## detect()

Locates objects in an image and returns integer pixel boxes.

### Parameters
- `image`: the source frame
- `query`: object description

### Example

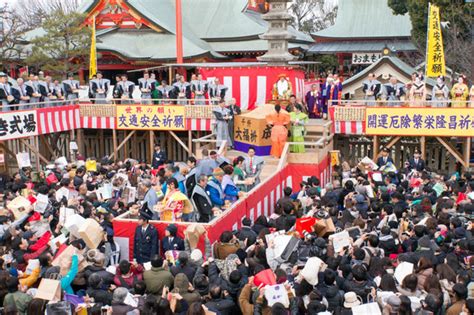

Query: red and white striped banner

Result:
[185,118,215,131]
[82,116,116,129]
[329,106,366,135]
[37,105,80,135]
[199,67,305,111]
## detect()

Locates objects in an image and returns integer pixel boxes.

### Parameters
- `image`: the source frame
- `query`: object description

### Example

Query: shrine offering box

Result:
[234,104,275,156]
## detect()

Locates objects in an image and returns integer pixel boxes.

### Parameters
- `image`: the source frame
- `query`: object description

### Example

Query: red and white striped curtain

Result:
[198,66,305,111]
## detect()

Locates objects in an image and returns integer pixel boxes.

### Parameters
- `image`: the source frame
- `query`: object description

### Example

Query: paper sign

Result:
[106,265,116,274]
[25,259,40,275]
[264,284,290,307]
[394,261,414,284]
[86,160,97,172]
[55,157,68,168]
[371,172,383,182]
[64,213,86,238]
[329,230,351,253]
[49,233,68,253]
[143,262,152,271]
[55,187,70,202]
[352,302,382,315]
[59,207,76,226]
[16,152,31,168]
[34,193,49,213]
[97,184,112,200]
[124,293,138,307]
[273,235,292,259]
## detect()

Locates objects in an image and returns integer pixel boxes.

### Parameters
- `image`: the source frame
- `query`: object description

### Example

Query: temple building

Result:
[308,0,418,75]
[78,0,313,80]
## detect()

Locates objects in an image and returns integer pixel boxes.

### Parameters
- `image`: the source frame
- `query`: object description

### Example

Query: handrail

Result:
[277,139,328,171]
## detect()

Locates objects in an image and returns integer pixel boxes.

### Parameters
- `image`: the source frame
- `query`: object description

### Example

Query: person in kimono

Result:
[160,178,193,222]
[212,100,232,148]
[362,73,381,106]
[191,175,213,223]
[450,75,469,107]
[50,79,64,104]
[243,147,264,188]
[265,104,290,158]
[112,75,122,103]
[209,78,228,105]
[26,74,42,106]
[38,76,54,107]
[305,84,321,119]
[0,72,15,112]
[272,74,292,100]
[138,72,155,105]
[156,80,173,104]
[118,74,135,105]
[227,98,241,148]
[289,104,308,153]
[90,72,110,104]
[409,74,426,107]
[326,75,343,110]
[469,85,474,107]
[431,75,450,107]
[173,75,191,105]
[383,76,405,106]
[221,165,240,203]
[12,78,30,107]
[191,74,208,105]
[62,73,81,104]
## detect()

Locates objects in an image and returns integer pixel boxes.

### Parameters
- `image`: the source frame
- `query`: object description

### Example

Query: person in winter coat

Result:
[86,273,113,306]
[113,260,144,290]
[170,251,196,283]
[253,283,298,315]
[111,287,138,315]
[343,264,376,303]
[172,273,201,312]
[416,257,434,290]
[205,285,236,315]
[447,283,468,315]
[213,231,240,260]
[206,256,247,302]
[143,255,174,296]
[235,217,258,246]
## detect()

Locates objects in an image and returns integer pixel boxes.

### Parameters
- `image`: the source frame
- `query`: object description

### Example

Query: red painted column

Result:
[175,0,184,64]
[78,68,85,84]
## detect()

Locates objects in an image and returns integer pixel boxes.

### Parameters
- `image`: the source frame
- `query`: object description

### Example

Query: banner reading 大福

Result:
[116,105,186,130]
[365,107,474,137]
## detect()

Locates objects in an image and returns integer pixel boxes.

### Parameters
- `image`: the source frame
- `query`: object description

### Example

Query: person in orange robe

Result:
[266,104,290,158]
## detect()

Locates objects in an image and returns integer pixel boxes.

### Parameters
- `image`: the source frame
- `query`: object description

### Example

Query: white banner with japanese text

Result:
[0,110,38,141]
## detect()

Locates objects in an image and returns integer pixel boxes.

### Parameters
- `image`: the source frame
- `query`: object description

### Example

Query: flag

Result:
[425,4,446,77]
[89,17,97,79]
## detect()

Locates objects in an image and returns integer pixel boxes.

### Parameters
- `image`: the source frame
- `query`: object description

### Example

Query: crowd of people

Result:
[0,139,472,315]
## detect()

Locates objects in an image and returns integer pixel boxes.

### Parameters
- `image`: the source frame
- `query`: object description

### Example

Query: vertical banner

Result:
[89,16,97,79]
[426,4,446,77]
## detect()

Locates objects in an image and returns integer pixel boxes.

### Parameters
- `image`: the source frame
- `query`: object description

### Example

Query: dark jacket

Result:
[205,296,235,315]
[133,225,158,264]
[206,262,247,301]
[152,150,167,168]
[83,265,114,286]
[236,226,257,246]
[171,263,196,283]
[408,158,426,171]
[161,236,184,253]
[343,279,376,303]
[111,302,136,315]
[86,288,113,306]
[376,156,394,168]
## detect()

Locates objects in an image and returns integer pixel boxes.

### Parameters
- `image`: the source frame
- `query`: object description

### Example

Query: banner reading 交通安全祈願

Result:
[116,105,186,130]
[0,110,38,141]
[426,4,446,77]
[365,107,474,137]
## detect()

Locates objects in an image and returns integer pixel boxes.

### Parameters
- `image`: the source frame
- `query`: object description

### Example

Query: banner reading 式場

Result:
[365,107,474,137]
[116,105,186,130]
[0,110,38,140]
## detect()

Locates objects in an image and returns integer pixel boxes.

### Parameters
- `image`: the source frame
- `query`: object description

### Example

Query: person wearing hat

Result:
[133,206,158,264]
[62,73,81,104]
[0,72,14,111]
[377,147,394,168]
[161,223,184,252]
[206,168,225,208]
[409,149,426,172]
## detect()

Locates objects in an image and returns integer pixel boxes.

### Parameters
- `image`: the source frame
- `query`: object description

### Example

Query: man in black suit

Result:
[408,149,425,172]
[377,147,394,168]
[161,224,184,253]
[133,207,158,264]
[151,144,167,169]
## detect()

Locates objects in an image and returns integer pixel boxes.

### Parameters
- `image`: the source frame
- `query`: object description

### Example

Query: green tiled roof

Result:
[79,0,313,60]
[314,0,412,39]
[308,40,417,54]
